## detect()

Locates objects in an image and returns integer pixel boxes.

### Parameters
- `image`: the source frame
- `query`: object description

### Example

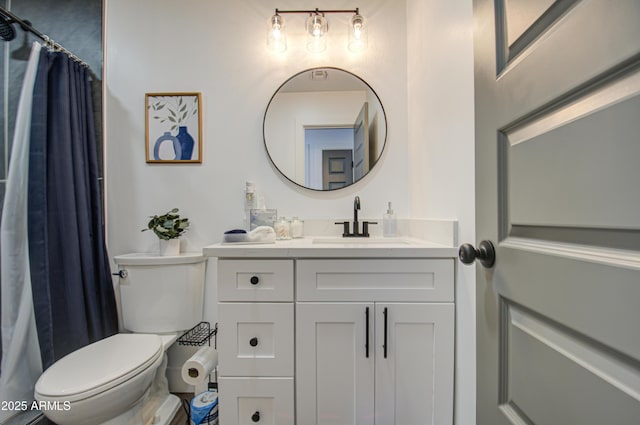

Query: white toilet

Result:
[34,253,206,425]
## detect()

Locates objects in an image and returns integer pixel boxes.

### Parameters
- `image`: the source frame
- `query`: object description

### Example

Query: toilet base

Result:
[102,394,180,425]
[149,394,181,425]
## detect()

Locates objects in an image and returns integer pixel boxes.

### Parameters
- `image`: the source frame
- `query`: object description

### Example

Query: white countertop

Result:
[203,236,457,258]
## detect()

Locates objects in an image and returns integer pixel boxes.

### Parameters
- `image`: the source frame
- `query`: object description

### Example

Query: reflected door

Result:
[322,149,353,190]
[353,102,369,181]
[474,1,640,424]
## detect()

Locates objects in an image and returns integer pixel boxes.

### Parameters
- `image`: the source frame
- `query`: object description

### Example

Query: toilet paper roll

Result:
[181,347,218,386]
[190,391,219,425]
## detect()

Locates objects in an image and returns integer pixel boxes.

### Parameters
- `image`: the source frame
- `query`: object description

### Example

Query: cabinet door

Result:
[296,303,375,425]
[375,303,454,425]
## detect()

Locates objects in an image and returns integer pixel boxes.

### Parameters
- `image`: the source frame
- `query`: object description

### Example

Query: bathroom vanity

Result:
[204,237,456,425]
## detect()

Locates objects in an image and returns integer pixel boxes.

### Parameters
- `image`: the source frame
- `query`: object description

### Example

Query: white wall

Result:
[104,0,408,255]
[407,1,476,424]
[105,0,475,424]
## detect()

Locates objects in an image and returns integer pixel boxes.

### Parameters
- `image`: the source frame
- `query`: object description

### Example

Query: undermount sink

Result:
[311,237,412,245]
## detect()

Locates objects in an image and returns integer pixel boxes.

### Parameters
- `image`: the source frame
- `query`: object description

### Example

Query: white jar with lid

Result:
[290,217,304,238]
[274,217,291,240]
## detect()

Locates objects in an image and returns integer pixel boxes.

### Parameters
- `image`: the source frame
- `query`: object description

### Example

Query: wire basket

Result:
[177,321,217,347]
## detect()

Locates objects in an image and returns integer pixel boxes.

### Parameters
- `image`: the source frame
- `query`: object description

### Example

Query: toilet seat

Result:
[35,333,163,403]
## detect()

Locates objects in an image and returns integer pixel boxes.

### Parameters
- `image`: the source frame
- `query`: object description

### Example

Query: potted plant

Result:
[142,208,190,256]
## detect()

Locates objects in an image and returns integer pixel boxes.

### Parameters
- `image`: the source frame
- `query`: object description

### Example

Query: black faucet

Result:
[335,196,377,237]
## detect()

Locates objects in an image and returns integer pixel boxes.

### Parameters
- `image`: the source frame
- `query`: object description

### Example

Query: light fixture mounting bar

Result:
[275,8,359,15]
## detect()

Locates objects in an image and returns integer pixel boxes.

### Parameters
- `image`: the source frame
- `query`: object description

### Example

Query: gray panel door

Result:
[322,149,353,190]
[353,102,369,181]
[473,1,640,424]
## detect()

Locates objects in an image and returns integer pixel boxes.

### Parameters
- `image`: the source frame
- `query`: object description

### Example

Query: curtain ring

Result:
[45,36,57,52]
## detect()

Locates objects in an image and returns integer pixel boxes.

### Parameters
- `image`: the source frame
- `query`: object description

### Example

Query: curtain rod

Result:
[0,6,89,68]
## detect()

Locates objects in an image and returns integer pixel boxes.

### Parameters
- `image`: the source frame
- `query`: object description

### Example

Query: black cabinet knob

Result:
[249,337,259,347]
[250,276,260,285]
[458,240,496,268]
[251,411,260,422]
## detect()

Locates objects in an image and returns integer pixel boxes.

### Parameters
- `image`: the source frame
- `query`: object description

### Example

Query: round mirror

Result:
[263,67,387,191]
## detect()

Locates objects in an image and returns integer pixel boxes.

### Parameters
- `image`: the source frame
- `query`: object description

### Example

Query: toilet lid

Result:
[35,333,163,401]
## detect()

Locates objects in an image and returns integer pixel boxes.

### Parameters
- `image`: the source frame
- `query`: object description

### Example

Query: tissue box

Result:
[250,209,277,230]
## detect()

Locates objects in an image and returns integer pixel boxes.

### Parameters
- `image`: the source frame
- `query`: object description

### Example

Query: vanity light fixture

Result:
[267,12,287,53]
[306,12,328,53]
[267,8,366,53]
[348,13,367,52]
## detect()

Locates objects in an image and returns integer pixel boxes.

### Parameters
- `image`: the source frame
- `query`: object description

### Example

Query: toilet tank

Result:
[113,253,206,333]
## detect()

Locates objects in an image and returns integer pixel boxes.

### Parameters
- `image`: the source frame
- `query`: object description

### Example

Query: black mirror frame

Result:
[263,66,388,191]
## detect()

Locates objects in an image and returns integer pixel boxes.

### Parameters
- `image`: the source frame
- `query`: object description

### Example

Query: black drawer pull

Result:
[365,307,370,358]
[383,307,388,358]
[249,337,259,347]
[250,276,260,285]
[252,411,260,422]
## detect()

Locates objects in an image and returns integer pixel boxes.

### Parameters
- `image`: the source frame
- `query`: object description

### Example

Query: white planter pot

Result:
[159,238,180,256]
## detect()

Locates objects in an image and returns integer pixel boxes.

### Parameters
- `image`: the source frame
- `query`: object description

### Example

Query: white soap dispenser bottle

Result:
[244,181,256,230]
[383,201,397,237]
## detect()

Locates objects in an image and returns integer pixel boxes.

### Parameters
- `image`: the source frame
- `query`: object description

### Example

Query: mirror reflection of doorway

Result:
[322,149,353,190]
[305,102,371,190]
[352,102,369,181]
[305,127,354,189]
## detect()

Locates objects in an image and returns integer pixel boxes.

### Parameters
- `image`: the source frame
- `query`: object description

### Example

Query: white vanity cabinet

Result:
[205,239,456,425]
[296,259,454,425]
[216,259,295,425]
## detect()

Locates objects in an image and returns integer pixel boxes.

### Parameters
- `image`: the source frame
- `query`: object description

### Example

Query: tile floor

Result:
[170,393,194,425]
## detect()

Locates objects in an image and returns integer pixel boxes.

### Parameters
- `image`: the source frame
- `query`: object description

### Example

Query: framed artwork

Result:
[145,92,202,163]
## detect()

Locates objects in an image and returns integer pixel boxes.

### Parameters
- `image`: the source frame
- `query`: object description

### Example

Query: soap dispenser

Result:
[383,201,397,237]
[244,181,256,230]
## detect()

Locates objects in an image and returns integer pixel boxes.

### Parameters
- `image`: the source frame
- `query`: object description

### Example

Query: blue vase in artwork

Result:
[176,126,195,160]
[153,131,182,160]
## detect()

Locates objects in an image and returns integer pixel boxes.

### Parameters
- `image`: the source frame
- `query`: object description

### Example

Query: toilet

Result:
[34,253,206,425]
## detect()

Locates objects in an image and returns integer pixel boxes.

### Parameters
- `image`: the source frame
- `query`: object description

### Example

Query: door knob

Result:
[251,411,260,422]
[458,240,496,268]
[249,337,259,347]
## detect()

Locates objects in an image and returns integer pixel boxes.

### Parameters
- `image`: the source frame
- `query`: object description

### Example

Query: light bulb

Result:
[348,14,368,52]
[306,13,328,53]
[267,13,287,53]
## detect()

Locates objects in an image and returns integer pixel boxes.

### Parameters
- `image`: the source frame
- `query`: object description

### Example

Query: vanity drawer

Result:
[297,259,454,302]
[218,302,294,377]
[218,259,293,302]
[218,377,294,425]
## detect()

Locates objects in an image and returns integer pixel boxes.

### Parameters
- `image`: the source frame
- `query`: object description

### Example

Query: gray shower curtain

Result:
[28,48,118,369]
[0,42,43,423]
